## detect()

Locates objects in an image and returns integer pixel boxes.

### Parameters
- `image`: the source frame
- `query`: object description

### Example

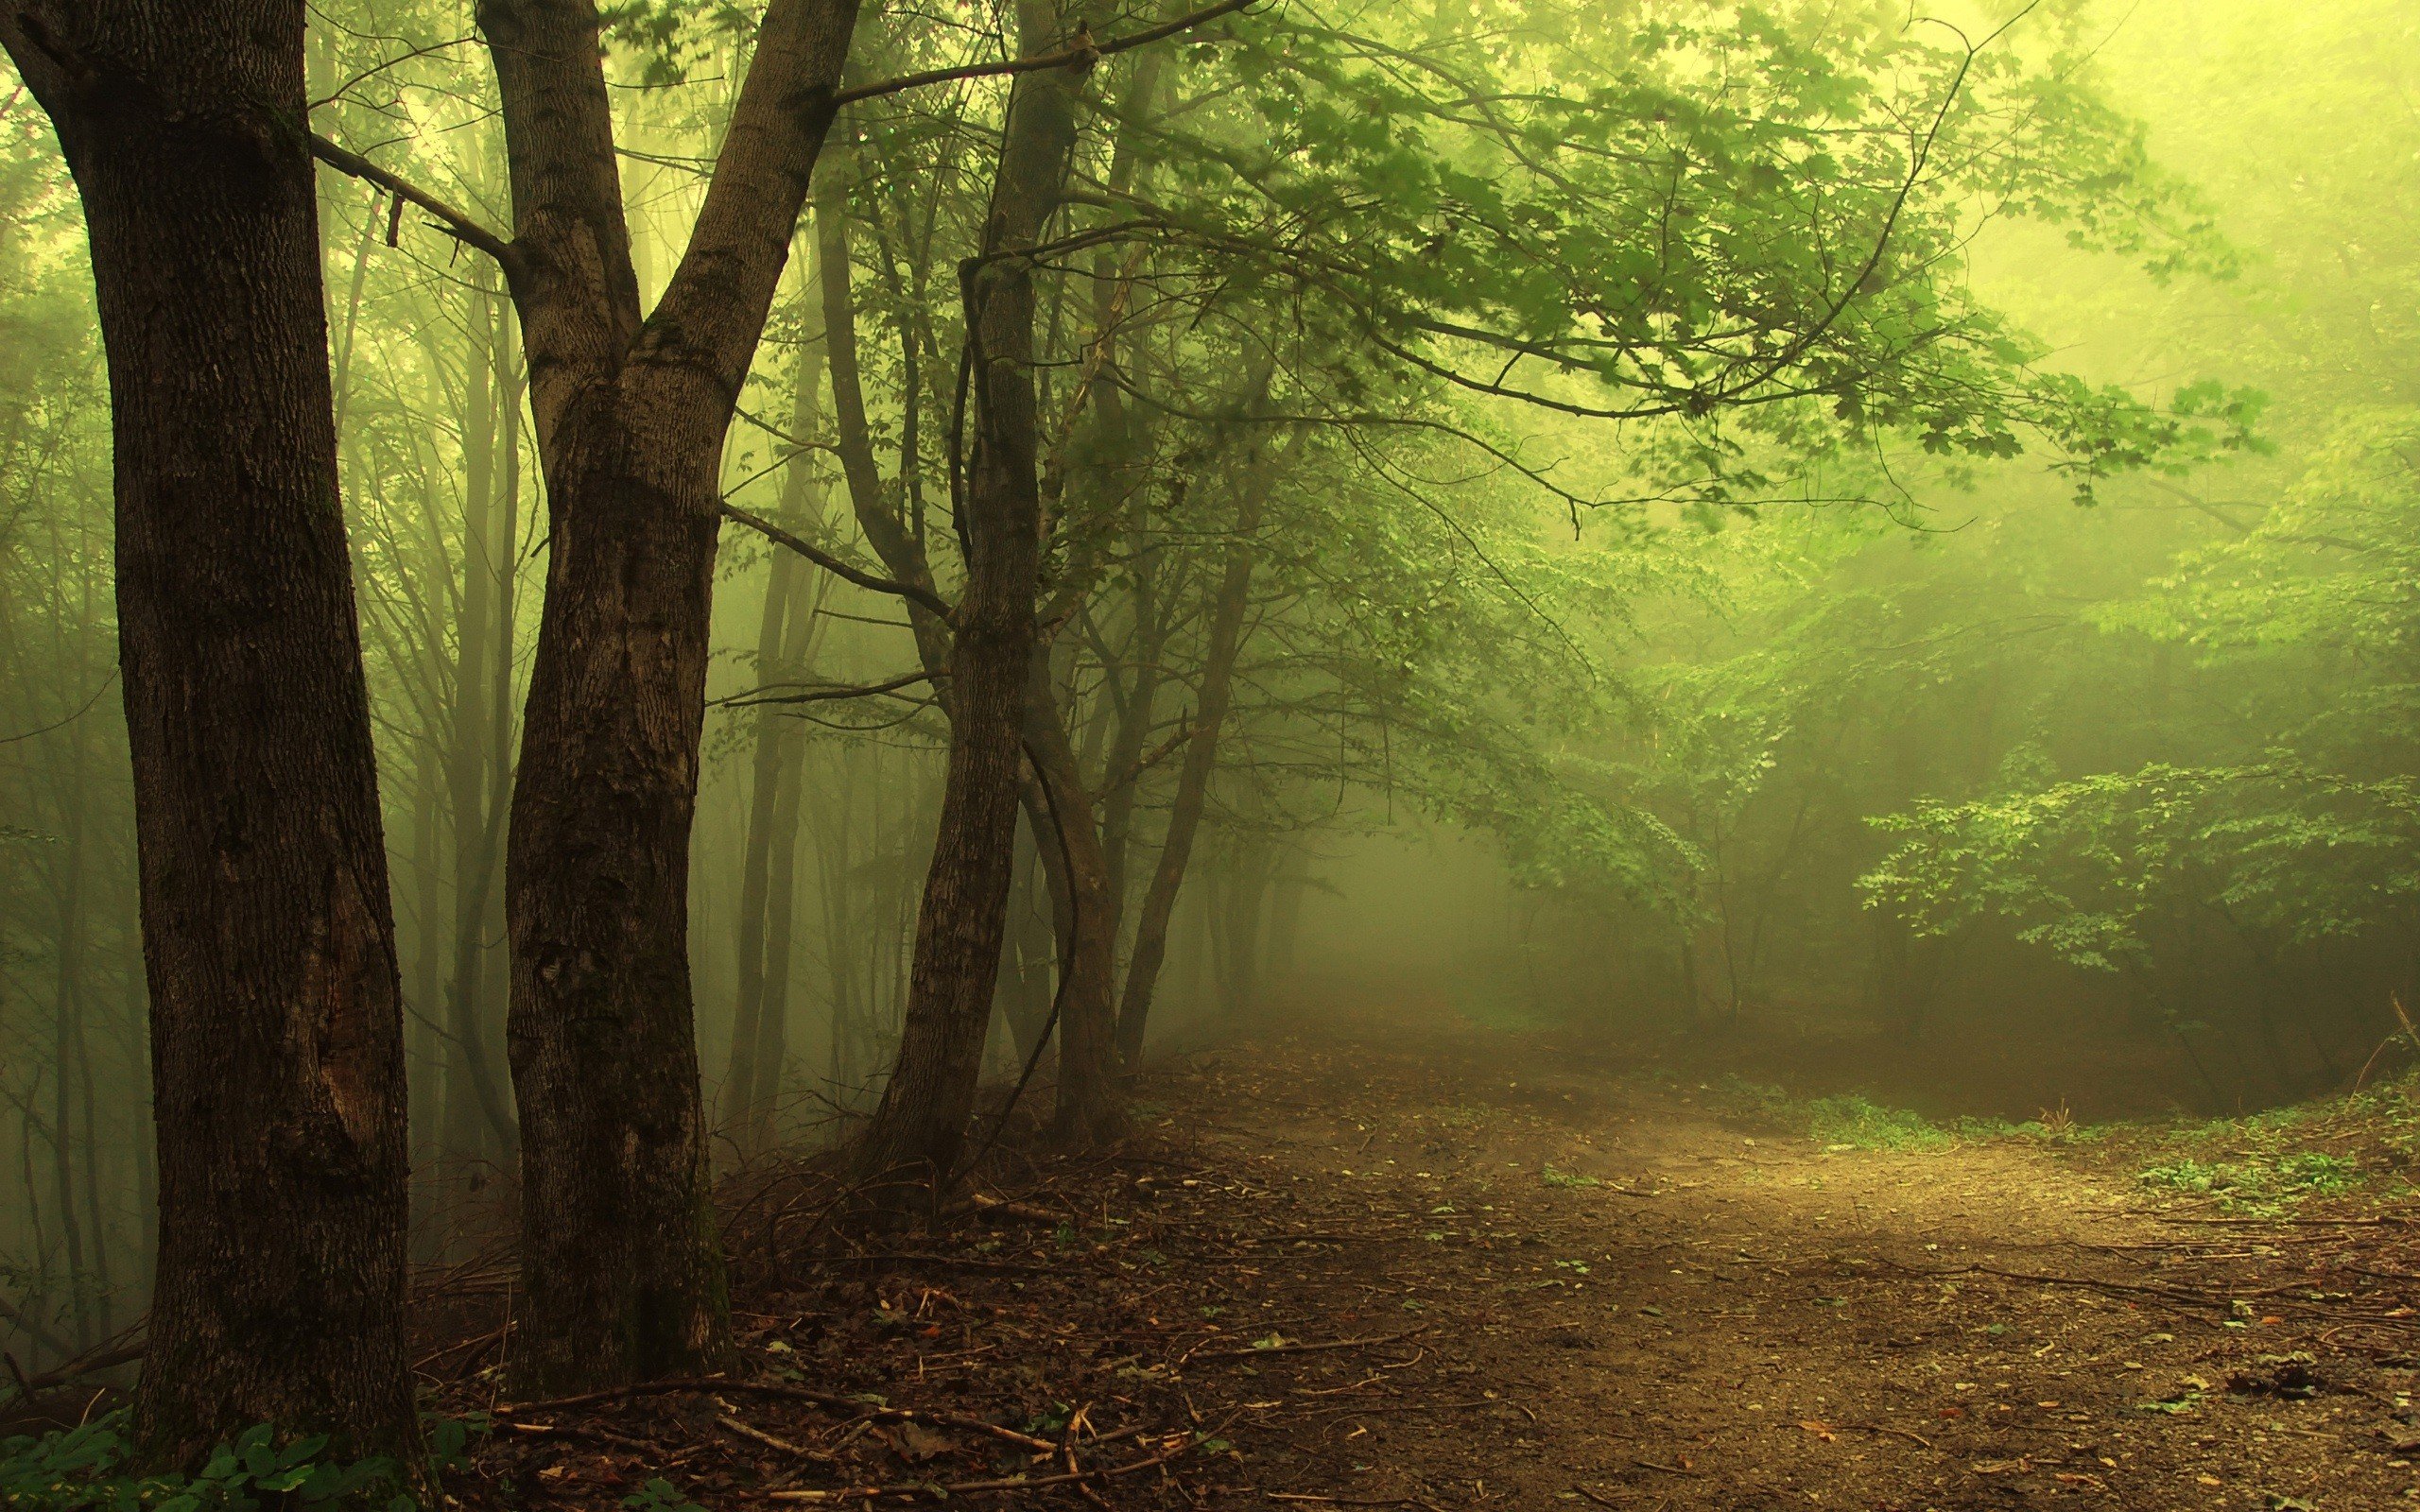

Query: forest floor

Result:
[430,1013,2420,1512]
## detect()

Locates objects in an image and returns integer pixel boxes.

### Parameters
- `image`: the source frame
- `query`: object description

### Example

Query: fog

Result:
[2,3,2414,1469]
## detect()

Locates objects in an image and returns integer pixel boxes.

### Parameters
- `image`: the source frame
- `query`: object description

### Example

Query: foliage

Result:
[1861,764,2420,970]
[0,1414,413,1512]
[1804,1095,1952,1152]
[2136,1151,2362,1213]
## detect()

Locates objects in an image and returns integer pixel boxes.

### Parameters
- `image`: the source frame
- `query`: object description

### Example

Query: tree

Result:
[0,0,419,1469]
[314,0,866,1389]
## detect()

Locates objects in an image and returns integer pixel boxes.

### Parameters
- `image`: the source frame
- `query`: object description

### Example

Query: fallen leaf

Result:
[1798,1419,1836,1442]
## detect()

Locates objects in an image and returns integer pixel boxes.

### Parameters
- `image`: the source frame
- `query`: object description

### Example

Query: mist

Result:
[3,1,2417,1505]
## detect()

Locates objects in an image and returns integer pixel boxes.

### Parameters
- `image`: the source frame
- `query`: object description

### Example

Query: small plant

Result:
[621,1477,706,1512]
[2139,1151,2362,1212]
[1540,1164,1601,1188]
[1806,1095,1950,1152]
[0,1411,415,1512]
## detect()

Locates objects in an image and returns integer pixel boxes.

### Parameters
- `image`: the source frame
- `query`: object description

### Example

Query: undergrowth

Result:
[1704,1076,2077,1151]
[1699,1067,2420,1216]
[0,1412,510,1512]
[2136,1151,2363,1212]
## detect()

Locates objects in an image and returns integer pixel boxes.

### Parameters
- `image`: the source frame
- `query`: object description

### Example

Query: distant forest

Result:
[1,0,2413,1481]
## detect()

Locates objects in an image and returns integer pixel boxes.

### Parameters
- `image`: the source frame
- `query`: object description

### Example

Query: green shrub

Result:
[0,1412,420,1512]
[1806,1095,1951,1151]
[2138,1151,2362,1211]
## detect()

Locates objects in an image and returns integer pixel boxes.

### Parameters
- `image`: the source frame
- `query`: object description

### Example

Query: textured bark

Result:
[478,0,861,1392]
[854,0,1096,1186]
[1115,487,1262,1063]
[0,0,419,1468]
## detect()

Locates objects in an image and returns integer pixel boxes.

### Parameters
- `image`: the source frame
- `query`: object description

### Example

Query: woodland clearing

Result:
[75,1012,2391,1512]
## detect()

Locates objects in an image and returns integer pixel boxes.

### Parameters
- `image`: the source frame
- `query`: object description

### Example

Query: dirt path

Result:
[1122,1021,2415,1510]
[439,1019,2420,1511]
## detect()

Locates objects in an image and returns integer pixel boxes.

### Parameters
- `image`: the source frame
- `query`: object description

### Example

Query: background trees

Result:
[2,0,2402,1435]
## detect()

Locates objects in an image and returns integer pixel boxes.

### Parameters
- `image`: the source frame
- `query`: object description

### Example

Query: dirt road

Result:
[1121,1022,2415,1510]
[443,1019,2420,1510]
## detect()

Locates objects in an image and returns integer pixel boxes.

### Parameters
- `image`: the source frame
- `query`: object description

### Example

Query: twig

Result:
[1188,1327,1426,1363]
[766,1435,1201,1501]
[833,0,1256,108]
[493,1378,1058,1454]
[717,1413,828,1461]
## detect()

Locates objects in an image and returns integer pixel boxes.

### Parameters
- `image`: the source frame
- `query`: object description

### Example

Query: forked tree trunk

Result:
[855,0,1096,1188]
[1,0,420,1468]
[477,0,861,1393]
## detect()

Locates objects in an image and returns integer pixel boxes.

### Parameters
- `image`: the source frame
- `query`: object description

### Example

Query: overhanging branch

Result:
[721,503,957,622]
[307,133,514,266]
[834,0,1256,108]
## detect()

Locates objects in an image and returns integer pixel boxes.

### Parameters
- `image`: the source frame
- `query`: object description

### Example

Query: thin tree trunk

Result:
[723,552,800,1137]
[444,284,517,1164]
[747,673,814,1144]
[727,306,831,1146]
[1022,649,1123,1143]
[2,0,421,1467]
[1115,484,1262,1062]
[49,740,92,1351]
[855,0,1096,1187]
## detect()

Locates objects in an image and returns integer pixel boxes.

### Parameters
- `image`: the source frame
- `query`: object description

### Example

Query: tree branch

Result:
[306,133,514,266]
[721,503,956,622]
[833,0,1255,108]
[717,669,939,708]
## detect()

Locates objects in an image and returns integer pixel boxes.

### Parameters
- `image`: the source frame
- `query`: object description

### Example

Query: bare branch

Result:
[717,669,939,709]
[834,0,1256,108]
[307,133,514,266]
[720,503,957,622]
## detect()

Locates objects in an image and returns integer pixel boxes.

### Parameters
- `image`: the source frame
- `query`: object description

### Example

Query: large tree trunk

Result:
[854,0,1094,1188]
[478,0,861,1393]
[1115,487,1262,1063]
[1,0,420,1468]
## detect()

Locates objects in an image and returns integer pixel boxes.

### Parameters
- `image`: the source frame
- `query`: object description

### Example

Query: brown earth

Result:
[420,1015,2420,1511]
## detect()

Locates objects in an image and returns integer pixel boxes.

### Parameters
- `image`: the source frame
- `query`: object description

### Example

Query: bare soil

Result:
[432,1015,2420,1511]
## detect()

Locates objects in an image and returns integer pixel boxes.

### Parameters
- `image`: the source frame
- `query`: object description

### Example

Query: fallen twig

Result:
[1187,1327,1427,1364]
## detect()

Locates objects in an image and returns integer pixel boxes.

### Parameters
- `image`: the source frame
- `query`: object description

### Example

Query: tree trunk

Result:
[2,0,420,1467]
[1115,486,1261,1063]
[854,0,1095,1188]
[1022,650,1124,1143]
[723,551,801,1138]
[726,315,830,1148]
[996,824,1058,1062]
[443,284,518,1165]
[475,0,859,1393]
